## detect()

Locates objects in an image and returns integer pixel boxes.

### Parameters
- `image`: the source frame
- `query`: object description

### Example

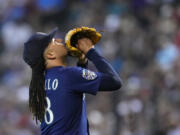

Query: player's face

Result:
[46,38,68,59]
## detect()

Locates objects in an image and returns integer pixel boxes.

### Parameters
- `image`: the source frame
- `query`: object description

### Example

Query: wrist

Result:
[85,48,96,60]
[83,46,95,54]
[77,59,88,68]
[78,57,88,64]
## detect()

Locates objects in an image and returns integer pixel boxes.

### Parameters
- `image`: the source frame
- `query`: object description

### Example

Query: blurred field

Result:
[0,0,180,135]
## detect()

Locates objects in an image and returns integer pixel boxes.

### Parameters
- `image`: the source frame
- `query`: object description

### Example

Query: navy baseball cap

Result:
[23,27,58,68]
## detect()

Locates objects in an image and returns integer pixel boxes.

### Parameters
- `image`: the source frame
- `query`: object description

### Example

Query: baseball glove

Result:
[65,26,102,57]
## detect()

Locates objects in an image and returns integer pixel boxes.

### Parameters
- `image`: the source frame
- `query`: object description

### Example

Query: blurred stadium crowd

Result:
[0,0,180,135]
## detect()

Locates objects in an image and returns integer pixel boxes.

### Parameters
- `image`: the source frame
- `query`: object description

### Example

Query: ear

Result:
[46,50,56,60]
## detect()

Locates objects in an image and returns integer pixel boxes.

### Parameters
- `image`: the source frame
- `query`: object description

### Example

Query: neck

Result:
[45,58,66,69]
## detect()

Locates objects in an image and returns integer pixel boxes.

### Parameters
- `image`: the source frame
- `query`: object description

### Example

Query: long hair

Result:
[29,56,46,123]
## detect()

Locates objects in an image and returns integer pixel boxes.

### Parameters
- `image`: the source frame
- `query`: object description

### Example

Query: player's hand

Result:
[76,38,94,54]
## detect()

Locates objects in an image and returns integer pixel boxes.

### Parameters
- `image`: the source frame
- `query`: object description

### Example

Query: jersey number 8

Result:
[45,97,54,124]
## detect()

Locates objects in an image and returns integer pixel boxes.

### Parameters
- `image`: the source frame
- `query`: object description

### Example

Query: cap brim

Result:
[48,27,58,39]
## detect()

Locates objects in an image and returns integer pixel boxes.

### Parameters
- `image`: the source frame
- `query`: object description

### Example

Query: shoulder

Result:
[65,66,82,71]
[62,66,82,75]
[45,67,80,78]
[46,66,81,72]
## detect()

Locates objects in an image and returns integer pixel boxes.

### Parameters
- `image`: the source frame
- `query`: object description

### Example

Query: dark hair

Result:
[29,56,46,123]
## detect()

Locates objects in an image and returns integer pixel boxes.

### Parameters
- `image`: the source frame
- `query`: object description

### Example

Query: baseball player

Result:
[23,28,122,135]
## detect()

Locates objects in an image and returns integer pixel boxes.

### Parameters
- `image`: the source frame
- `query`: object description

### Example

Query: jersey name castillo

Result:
[40,66,101,135]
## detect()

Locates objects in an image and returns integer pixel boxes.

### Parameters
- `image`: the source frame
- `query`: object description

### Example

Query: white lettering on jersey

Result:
[52,79,58,90]
[83,93,86,100]
[45,78,59,91]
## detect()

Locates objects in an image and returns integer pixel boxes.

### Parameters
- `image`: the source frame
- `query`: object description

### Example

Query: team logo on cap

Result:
[82,69,97,80]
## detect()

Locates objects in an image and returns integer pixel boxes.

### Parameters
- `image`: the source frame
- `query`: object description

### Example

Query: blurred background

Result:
[0,0,180,135]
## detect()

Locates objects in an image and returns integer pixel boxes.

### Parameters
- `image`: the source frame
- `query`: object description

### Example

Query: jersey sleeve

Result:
[65,67,102,95]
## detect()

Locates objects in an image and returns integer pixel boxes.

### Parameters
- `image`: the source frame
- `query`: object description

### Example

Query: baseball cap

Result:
[23,27,58,68]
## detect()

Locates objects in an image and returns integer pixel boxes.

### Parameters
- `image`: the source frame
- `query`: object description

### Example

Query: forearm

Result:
[86,48,122,91]
[99,74,122,91]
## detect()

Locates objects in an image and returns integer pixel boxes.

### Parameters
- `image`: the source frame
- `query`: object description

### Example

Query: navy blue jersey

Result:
[40,66,101,135]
